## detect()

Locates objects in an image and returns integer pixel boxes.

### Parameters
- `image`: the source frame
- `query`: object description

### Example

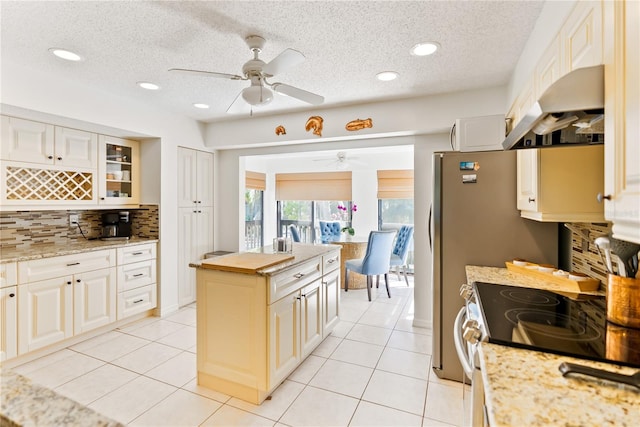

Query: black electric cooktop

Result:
[473,281,640,369]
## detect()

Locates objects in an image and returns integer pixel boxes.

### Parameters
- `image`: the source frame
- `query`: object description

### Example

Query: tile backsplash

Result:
[568,222,613,286]
[0,204,158,249]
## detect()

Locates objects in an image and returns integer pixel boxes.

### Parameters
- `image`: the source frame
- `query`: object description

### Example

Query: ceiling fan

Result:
[169,35,324,114]
[313,151,365,170]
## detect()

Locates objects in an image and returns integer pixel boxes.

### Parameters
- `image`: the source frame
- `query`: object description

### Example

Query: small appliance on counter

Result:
[100,211,132,240]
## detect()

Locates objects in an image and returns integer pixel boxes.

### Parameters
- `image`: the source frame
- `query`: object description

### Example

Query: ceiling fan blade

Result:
[262,49,305,76]
[169,68,243,80]
[226,91,249,114]
[272,83,324,105]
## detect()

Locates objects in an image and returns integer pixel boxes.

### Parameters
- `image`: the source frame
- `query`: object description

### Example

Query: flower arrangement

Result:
[338,203,357,236]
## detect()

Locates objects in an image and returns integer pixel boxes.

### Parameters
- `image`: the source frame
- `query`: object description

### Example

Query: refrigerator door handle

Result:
[428,204,433,250]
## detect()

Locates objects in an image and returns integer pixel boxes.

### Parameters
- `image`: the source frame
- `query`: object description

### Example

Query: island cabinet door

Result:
[268,293,301,387]
[322,269,340,337]
[300,280,323,359]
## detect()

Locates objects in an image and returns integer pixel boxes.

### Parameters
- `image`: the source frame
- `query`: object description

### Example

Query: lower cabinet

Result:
[18,276,74,354]
[4,242,157,361]
[1,286,18,361]
[197,248,340,404]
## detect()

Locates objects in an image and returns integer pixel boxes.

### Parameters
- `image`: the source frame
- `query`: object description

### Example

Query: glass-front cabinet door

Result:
[98,135,139,205]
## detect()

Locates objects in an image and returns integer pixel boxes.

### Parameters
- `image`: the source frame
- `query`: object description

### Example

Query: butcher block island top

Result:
[194,243,342,405]
[192,243,339,275]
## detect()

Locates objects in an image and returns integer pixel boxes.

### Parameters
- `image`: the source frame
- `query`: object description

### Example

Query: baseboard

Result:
[412,317,432,330]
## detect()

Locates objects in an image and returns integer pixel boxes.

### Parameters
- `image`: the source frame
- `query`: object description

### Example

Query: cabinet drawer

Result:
[117,243,156,265]
[18,249,115,283]
[322,252,340,274]
[117,259,156,292]
[1,262,17,288]
[269,258,321,304]
[117,284,157,320]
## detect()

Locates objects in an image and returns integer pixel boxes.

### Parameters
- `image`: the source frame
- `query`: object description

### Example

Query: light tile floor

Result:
[11,275,465,426]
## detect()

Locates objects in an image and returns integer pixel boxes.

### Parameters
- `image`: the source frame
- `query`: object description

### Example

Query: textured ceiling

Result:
[1,1,545,123]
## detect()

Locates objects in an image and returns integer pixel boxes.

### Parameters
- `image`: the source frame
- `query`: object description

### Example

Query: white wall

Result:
[1,61,209,317]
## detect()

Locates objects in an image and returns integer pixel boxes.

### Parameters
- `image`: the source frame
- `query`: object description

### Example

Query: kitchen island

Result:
[192,243,341,404]
[467,266,639,427]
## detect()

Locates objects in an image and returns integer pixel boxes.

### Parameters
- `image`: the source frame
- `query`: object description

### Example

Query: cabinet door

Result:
[177,147,198,208]
[18,276,73,354]
[516,149,539,212]
[604,0,640,243]
[178,207,197,306]
[322,269,340,337]
[1,116,54,164]
[74,267,117,334]
[562,0,603,74]
[54,127,98,169]
[196,206,214,258]
[196,151,214,207]
[300,280,323,358]
[1,286,18,361]
[98,135,140,205]
[268,293,300,387]
[536,34,562,97]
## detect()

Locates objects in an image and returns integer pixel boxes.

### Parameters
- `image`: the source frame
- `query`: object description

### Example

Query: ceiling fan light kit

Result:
[169,34,324,113]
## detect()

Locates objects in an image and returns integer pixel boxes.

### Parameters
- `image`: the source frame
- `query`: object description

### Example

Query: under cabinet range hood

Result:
[502,65,604,150]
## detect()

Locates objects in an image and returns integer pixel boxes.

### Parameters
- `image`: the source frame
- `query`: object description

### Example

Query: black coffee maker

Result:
[101,211,132,240]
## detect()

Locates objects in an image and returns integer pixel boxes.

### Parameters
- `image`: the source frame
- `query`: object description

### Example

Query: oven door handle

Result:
[454,306,475,378]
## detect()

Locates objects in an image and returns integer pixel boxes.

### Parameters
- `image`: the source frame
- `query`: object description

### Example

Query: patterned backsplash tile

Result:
[568,222,613,287]
[0,204,159,249]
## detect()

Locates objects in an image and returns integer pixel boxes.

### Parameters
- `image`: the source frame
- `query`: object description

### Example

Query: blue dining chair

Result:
[319,221,341,243]
[389,225,414,286]
[289,224,301,242]
[344,230,396,301]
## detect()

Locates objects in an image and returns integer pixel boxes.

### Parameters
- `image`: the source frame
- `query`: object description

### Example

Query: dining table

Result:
[330,235,369,289]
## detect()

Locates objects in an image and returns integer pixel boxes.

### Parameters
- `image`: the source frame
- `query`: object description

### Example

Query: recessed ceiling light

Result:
[49,48,83,61]
[376,71,399,81]
[411,42,440,56]
[193,103,210,109]
[137,81,160,90]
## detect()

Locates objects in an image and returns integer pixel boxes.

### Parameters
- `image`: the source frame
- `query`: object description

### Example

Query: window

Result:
[245,189,263,250]
[278,200,313,242]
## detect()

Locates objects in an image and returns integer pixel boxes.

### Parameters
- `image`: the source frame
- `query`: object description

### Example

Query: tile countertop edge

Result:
[467,265,639,427]
[1,370,124,427]
[0,237,159,263]
[190,243,341,276]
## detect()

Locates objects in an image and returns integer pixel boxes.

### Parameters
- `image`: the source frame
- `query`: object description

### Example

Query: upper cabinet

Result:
[1,116,97,168]
[517,145,604,222]
[603,0,640,244]
[508,1,604,131]
[177,148,214,208]
[98,135,140,206]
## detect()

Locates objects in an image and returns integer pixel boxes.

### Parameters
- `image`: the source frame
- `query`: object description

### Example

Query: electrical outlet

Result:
[69,214,79,226]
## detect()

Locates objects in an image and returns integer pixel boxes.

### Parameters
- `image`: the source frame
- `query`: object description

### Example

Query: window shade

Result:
[377,170,414,199]
[246,171,266,191]
[276,172,352,201]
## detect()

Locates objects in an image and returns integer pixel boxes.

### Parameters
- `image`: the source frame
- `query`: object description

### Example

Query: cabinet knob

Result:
[57,157,62,161]
[101,197,105,200]
[67,281,72,285]
[47,155,53,160]
[76,279,81,283]
[528,197,536,203]
[193,200,197,204]
[597,193,612,203]
[9,293,15,298]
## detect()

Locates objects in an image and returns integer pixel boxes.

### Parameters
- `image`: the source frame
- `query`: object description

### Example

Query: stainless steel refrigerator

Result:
[431,150,559,381]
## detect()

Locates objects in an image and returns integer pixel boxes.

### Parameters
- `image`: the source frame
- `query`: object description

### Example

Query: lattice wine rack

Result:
[5,165,93,201]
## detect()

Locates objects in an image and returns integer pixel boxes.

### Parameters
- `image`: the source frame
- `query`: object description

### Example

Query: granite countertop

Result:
[467,266,639,427]
[479,343,639,427]
[0,237,158,264]
[1,370,123,427]
[191,242,341,276]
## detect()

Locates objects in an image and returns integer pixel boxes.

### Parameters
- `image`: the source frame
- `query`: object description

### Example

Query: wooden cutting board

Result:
[200,252,295,274]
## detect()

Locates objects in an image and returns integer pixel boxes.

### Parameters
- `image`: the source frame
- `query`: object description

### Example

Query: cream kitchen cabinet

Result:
[98,135,140,206]
[177,206,213,306]
[177,147,214,306]
[516,145,604,222]
[1,116,97,169]
[603,0,640,244]
[196,246,340,404]
[1,262,18,361]
[17,249,117,354]
[116,243,157,319]
[561,0,603,75]
[322,252,340,336]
